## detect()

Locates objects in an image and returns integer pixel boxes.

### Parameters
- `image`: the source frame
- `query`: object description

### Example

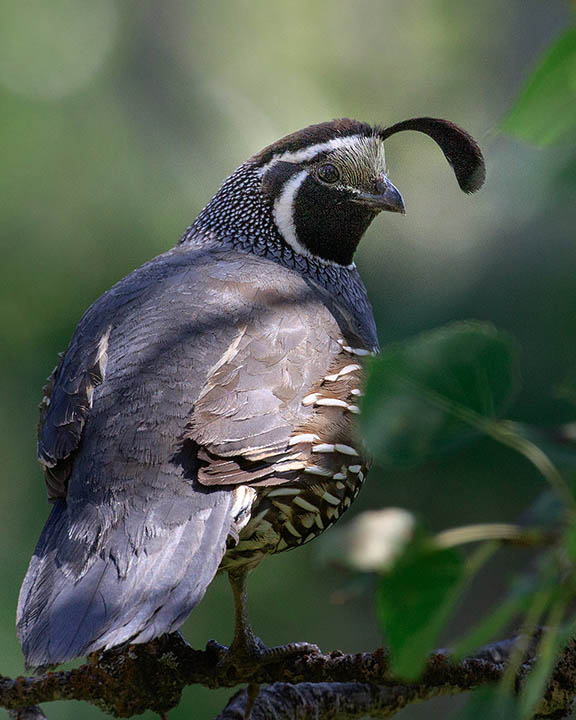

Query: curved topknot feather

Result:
[378,117,486,193]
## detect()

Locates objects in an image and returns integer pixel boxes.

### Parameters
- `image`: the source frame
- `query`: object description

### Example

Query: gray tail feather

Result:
[17,490,235,669]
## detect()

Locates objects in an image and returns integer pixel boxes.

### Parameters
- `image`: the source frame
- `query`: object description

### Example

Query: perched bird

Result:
[17,117,485,669]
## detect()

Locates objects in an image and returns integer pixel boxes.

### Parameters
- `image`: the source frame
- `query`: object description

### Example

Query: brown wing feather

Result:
[187,290,344,486]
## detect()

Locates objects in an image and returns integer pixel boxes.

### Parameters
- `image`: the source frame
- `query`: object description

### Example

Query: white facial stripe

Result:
[259,135,365,174]
[272,168,310,258]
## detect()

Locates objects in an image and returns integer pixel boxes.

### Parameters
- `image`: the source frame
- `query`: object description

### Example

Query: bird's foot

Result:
[238,637,320,666]
[206,636,320,670]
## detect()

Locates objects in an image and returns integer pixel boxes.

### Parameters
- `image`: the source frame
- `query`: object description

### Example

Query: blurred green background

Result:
[2,1,576,717]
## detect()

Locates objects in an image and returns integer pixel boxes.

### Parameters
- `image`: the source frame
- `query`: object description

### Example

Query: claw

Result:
[258,640,321,662]
[223,569,320,670]
[218,635,320,670]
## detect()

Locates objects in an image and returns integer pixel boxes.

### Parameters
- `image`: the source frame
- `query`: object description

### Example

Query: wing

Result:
[17,246,347,668]
[37,328,110,500]
[19,246,248,667]
[188,293,343,485]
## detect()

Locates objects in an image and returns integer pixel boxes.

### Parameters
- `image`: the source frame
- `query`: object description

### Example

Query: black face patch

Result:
[293,175,377,266]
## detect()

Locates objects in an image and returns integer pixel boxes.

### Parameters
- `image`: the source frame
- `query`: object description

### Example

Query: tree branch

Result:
[1,633,574,719]
[216,637,576,720]
[215,682,470,720]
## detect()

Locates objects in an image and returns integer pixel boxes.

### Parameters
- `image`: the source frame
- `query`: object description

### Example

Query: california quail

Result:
[17,117,485,669]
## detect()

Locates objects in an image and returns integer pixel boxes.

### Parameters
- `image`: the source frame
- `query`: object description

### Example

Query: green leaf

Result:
[501,26,576,146]
[519,598,567,718]
[361,321,518,466]
[562,519,576,561]
[454,688,520,720]
[452,576,539,659]
[377,543,465,678]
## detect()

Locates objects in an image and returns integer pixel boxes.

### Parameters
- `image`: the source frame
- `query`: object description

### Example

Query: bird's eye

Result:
[316,163,340,184]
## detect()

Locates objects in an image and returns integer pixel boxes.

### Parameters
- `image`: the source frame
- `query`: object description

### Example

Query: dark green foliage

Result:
[502,26,576,146]
[356,311,576,712]
[361,321,517,465]
[377,540,465,678]
[455,689,520,720]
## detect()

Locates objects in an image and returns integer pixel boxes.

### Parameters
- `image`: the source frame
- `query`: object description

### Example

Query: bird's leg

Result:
[213,569,320,668]
[244,682,261,720]
[229,568,261,657]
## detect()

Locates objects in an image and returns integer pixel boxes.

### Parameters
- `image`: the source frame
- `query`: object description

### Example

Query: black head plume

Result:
[378,117,485,194]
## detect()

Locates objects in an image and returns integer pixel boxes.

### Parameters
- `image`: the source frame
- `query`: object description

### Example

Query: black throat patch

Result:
[293,175,377,266]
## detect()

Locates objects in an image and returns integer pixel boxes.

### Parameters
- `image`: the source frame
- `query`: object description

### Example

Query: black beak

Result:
[352,177,406,214]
